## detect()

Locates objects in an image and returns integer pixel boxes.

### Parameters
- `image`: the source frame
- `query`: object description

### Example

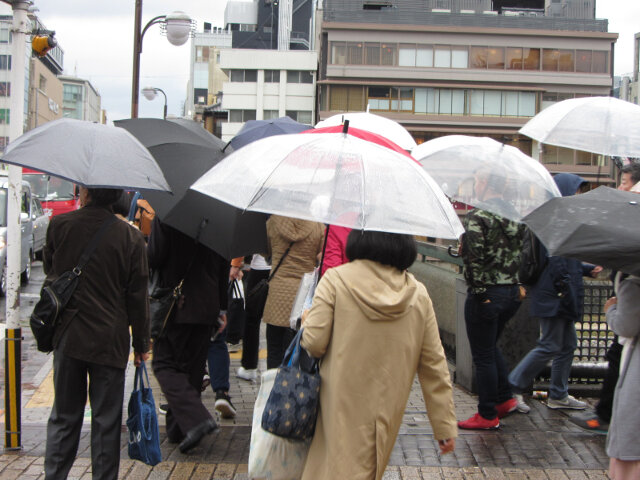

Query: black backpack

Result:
[519,227,547,287]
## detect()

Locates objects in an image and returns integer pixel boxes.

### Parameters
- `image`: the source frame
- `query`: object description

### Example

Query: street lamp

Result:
[131,1,194,118]
[142,86,167,119]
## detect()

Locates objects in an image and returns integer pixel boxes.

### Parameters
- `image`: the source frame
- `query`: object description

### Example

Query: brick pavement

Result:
[0,262,611,479]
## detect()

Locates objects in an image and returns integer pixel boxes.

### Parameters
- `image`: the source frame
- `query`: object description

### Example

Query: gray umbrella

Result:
[523,186,640,276]
[2,118,170,191]
[115,118,268,259]
[227,116,310,151]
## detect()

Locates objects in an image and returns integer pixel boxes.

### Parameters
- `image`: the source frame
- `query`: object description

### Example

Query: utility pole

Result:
[3,0,31,450]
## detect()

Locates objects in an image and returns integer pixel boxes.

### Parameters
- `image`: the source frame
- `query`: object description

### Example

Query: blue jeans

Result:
[207,325,230,393]
[509,315,577,400]
[464,285,522,420]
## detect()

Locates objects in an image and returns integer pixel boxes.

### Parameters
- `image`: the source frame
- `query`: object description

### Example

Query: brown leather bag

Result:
[134,199,155,236]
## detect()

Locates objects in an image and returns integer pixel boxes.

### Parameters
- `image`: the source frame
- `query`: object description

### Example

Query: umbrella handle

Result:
[447,245,460,258]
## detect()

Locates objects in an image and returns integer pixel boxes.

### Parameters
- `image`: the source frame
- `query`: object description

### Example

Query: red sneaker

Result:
[496,398,518,418]
[458,413,499,430]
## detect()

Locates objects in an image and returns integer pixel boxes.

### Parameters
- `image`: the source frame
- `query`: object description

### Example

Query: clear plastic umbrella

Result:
[191,132,464,239]
[315,112,417,151]
[412,135,560,222]
[519,96,640,157]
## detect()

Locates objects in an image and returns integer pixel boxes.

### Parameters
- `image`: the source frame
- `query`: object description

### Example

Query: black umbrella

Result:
[523,186,640,276]
[115,118,268,259]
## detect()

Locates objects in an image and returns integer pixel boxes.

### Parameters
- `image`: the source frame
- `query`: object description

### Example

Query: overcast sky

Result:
[1,1,638,123]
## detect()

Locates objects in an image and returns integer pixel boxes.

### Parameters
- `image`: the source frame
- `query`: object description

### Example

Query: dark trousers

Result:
[596,338,622,422]
[241,269,270,370]
[45,350,125,480]
[152,322,213,443]
[464,285,522,420]
[208,326,230,392]
[266,323,296,369]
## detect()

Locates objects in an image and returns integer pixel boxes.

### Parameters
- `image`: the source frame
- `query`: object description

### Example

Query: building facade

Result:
[27,57,63,130]
[318,0,617,183]
[58,75,101,123]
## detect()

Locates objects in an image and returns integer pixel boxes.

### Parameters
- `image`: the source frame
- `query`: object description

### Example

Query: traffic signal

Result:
[32,34,57,57]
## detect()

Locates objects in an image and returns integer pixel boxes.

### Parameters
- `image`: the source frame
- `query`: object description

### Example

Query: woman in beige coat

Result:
[263,215,324,369]
[301,230,457,480]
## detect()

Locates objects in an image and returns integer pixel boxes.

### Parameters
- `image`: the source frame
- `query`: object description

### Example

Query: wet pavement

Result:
[0,262,610,479]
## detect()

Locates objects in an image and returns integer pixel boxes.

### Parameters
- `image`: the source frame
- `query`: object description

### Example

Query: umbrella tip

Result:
[342,120,349,134]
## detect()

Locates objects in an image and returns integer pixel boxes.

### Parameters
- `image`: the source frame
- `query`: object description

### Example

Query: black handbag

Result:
[261,328,320,441]
[246,243,293,306]
[225,279,246,344]
[30,216,117,353]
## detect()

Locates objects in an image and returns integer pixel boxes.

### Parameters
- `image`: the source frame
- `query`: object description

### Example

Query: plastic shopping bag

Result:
[289,268,319,330]
[248,369,311,480]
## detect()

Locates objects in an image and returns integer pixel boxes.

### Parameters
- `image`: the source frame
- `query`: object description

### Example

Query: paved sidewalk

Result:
[0,263,610,478]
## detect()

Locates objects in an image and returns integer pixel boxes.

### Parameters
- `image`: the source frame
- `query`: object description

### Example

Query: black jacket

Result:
[43,205,150,369]
[147,217,228,326]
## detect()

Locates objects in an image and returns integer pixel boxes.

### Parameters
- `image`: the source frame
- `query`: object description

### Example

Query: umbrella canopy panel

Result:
[229,116,310,151]
[519,96,640,158]
[192,132,464,239]
[413,135,560,222]
[2,118,170,191]
[523,186,640,276]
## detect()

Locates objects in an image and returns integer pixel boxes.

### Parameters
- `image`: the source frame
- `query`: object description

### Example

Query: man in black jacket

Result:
[43,187,150,480]
[148,217,229,453]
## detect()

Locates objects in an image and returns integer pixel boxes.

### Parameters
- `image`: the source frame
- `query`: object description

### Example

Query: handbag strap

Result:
[268,242,294,282]
[73,215,118,275]
[134,361,151,390]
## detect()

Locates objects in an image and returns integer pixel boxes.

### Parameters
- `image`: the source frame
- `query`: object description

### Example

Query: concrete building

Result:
[318,0,618,184]
[630,32,640,105]
[58,75,101,123]
[219,48,317,142]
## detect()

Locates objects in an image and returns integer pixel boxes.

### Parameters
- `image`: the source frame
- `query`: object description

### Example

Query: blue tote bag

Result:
[126,362,162,466]
[261,328,320,441]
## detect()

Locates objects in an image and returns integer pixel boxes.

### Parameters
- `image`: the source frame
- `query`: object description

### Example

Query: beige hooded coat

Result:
[301,259,457,480]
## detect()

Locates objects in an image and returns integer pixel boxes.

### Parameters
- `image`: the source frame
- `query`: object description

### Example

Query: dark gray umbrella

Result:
[227,116,310,151]
[523,186,640,276]
[115,118,268,259]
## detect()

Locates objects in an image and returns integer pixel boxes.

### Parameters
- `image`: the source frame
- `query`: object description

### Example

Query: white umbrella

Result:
[519,96,640,158]
[315,112,417,151]
[191,132,463,239]
[2,118,171,191]
[412,135,560,222]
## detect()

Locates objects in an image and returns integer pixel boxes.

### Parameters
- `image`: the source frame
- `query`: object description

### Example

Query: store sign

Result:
[48,98,59,114]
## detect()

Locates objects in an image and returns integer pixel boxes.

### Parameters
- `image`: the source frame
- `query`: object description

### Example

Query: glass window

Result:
[0,82,10,97]
[297,111,312,124]
[487,47,505,69]
[506,48,523,70]
[434,46,451,68]
[523,48,540,70]
[439,89,452,114]
[558,50,574,72]
[365,43,380,65]
[330,86,348,110]
[542,49,559,71]
[470,90,483,115]
[0,108,10,124]
[300,71,313,84]
[244,70,257,82]
[484,91,501,116]
[575,50,592,73]
[592,51,608,73]
[347,42,363,64]
[0,27,9,43]
[196,46,209,62]
[264,70,280,82]
[416,46,433,67]
[193,65,208,89]
[229,110,242,122]
[380,43,396,66]
[518,92,536,117]
[399,45,416,66]
[399,88,413,111]
[331,42,347,64]
[451,90,465,114]
[263,110,279,119]
[0,55,10,70]
[451,48,468,68]
[502,91,518,116]
[414,88,428,113]
[368,86,390,111]
[287,71,299,83]
[470,47,487,68]
[230,70,244,82]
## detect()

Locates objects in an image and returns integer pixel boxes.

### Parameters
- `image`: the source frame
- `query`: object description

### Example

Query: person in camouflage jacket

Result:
[458,171,525,430]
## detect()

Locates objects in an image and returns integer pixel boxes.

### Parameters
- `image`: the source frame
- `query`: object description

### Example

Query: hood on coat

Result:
[554,173,587,197]
[334,259,420,321]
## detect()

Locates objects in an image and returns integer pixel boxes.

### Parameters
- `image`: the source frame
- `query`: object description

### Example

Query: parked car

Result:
[31,197,50,261]
[0,175,34,296]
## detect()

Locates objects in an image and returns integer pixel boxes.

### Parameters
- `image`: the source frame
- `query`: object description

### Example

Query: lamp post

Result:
[142,86,167,119]
[131,1,194,118]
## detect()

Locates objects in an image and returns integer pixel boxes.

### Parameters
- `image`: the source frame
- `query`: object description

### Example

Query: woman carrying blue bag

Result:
[300,230,457,480]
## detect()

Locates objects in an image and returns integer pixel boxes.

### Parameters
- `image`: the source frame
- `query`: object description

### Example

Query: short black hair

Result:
[87,188,124,208]
[345,230,417,271]
[621,163,640,184]
[112,190,132,216]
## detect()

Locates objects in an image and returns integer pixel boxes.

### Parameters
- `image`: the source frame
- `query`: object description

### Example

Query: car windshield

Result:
[24,174,75,201]
[0,188,6,227]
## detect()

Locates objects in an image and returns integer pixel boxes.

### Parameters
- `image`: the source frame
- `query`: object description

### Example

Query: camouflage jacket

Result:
[461,207,524,294]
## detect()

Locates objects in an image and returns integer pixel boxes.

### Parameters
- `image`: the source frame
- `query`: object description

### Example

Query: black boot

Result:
[178,419,218,453]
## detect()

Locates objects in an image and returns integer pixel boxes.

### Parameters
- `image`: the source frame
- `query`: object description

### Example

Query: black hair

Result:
[86,188,124,208]
[345,229,417,271]
[112,190,132,216]
[620,163,640,184]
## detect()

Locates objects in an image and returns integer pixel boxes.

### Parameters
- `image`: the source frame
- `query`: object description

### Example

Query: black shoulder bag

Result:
[30,215,118,353]
[246,243,293,308]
